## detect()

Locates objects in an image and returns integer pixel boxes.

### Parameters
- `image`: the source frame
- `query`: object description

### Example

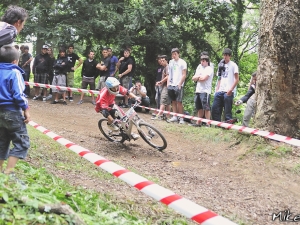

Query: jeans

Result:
[23,70,30,96]
[211,91,234,122]
[0,109,30,160]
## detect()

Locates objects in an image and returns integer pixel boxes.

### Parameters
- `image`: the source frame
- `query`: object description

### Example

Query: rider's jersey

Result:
[95,86,128,112]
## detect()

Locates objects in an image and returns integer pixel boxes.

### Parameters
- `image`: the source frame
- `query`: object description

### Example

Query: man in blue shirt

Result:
[107,47,118,77]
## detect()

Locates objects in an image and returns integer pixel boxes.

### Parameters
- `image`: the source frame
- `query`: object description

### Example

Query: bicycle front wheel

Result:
[98,119,125,143]
[137,122,167,151]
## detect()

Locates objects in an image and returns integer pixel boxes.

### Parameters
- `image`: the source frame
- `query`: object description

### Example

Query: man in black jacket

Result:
[32,45,52,101]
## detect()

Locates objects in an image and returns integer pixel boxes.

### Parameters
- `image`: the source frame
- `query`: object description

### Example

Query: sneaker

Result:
[62,101,67,105]
[152,112,157,117]
[107,122,119,132]
[151,115,162,120]
[65,96,69,100]
[51,100,58,104]
[91,100,96,105]
[77,100,83,105]
[46,94,52,100]
[32,95,40,100]
[131,133,140,140]
[179,118,186,125]
[167,116,178,123]
[69,97,73,102]
[121,104,129,108]
[42,97,46,102]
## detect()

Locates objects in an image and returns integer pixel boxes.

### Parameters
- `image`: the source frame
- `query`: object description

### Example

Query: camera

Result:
[218,59,226,76]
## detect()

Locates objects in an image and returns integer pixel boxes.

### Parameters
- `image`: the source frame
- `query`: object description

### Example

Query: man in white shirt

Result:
[167,48,187,124]
[191,54,214,126]
[212,48,239,122]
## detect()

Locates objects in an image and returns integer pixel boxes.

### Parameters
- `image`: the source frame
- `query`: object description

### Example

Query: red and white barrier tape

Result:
[141,106,300,148]
[28,120,237,225]
[25,82,99,95]
[26,82,299,147]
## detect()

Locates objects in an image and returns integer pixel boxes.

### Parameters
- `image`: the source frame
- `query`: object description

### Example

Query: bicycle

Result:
[98,102,167,151]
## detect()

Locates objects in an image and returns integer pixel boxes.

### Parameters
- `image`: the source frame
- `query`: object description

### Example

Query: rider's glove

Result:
[135,97,141,103]
[235,100,243,106]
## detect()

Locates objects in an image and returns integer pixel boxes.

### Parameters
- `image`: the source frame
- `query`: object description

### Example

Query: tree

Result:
[255,0,300,138]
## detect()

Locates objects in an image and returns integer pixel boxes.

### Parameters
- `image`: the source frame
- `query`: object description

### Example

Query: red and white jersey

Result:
[95,86,128,112]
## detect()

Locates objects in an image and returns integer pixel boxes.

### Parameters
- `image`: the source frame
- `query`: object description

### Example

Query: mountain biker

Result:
[95,77,141,134]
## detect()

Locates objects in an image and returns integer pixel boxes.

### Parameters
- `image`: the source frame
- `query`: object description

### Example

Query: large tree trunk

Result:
[255,0,300,138]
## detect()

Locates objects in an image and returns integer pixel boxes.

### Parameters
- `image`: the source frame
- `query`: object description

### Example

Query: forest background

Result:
[0,0,259,121]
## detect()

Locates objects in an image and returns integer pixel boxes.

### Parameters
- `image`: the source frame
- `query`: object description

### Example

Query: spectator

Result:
[96,47,111,91]
[152,55,171,120]
[45,47,55,100]
[129,80,150,113]
[0,5,28,56]
[18,44,24,66]
[32,45,52,101]
[50,48,69,105]
[77,50,98,105]
[191,54,214,127]
[211,48,239,122]
[19,45,33,97]
[117,48,134,108]
[107,47,118,77]
[125,46,136,88]
[154,55,164,114]
[167,48,187,124]
[0,45,30,177]
[95,77,141,140]
[235,72,257,127]
[66,44,83,102]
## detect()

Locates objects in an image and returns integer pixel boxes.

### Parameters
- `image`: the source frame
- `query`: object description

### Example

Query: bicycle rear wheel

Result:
[98,119,126,143]
[137,122,167,151]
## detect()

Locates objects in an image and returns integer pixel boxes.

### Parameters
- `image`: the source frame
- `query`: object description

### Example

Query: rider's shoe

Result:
[131,133,140,140]
[107,123,119,132]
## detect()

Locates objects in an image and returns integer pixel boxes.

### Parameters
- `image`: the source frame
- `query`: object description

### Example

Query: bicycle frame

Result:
[113,102,143,140]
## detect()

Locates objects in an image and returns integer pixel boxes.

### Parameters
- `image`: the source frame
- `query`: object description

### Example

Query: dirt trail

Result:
[28,95,300,225]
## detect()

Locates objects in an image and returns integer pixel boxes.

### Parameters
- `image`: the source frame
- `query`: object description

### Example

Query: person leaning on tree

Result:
[211,48,239,122]
[235,71,257,127]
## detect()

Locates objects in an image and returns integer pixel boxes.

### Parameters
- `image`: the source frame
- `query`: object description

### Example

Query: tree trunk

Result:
[255,0,300,138]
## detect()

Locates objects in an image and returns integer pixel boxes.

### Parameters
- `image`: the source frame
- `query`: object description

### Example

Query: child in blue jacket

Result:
[0,45,30,175]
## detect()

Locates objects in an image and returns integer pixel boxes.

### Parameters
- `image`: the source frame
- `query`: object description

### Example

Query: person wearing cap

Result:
[32,44,53,101]
[211,48,239,122]
[19,45,33,97]
[191,54,214,127]
[167,48,187,124]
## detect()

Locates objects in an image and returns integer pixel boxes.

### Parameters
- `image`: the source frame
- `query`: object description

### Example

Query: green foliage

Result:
[0,162,146,225]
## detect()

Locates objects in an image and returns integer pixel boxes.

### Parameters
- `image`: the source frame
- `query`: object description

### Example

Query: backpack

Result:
[0,22,17,47]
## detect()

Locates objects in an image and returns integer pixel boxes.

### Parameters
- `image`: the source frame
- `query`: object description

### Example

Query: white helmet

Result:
[105,77,120,95]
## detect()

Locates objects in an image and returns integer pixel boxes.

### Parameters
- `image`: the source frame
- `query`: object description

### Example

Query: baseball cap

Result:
[42,45,48,49]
